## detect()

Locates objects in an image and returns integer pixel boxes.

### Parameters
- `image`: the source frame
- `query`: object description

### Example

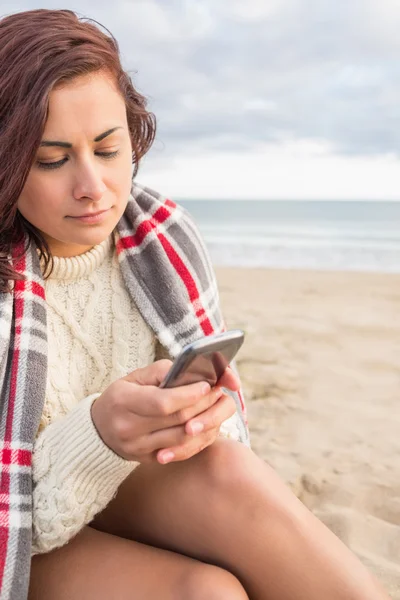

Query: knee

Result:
[179,564,249,600]
[195,438,291,519]
[195,437,260,494]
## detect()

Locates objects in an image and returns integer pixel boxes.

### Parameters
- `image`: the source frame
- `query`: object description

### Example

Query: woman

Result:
[0,9,390,600]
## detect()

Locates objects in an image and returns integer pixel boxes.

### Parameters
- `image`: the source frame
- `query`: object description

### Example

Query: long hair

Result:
[0,9,156,292]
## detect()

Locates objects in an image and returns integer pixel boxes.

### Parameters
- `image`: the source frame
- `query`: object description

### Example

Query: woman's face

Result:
[17,71,133,257]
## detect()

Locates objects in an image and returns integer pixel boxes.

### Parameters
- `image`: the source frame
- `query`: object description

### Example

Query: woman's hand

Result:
[91,360,240,465]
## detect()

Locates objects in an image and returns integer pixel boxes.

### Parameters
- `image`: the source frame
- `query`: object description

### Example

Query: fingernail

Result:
[159,451,175,464]
[201,382,211,394]
[214,386,223,399]
[190,422,204,435]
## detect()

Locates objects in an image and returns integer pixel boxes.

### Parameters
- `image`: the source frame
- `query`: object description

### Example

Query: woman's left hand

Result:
[157,367,241,464]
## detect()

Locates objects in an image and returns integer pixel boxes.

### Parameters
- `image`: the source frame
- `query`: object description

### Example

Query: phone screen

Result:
[160,329,244,389]
[167,350,229,388]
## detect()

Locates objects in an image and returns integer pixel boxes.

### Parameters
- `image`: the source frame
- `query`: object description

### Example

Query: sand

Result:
[216,267,400,599]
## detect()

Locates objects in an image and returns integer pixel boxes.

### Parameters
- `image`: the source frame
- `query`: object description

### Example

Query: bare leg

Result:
[29,525,248,600]
[92,438,390,600]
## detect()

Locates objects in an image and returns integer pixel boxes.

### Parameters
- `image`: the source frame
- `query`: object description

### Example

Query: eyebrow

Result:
[40,127,122,148]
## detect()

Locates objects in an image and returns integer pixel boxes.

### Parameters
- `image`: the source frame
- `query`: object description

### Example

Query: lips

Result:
[70,209,109,218]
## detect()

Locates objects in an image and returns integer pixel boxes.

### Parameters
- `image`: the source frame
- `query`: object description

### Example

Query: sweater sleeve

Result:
[32,393,138,555]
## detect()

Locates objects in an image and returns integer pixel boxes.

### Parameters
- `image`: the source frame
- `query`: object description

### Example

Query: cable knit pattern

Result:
[32,234,157,554]
[32,394,137,555]
[32,233,242,555]
[37,234,156,433]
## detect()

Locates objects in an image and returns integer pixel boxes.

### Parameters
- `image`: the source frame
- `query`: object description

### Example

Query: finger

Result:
[217,366,241,391]
[143,386,223,441]
[164,386,224,428]
[123,360,173,386]
[185,394,236,436]
[122,423,203,462]
[125,379,212,418]
[156,429,218,464]
[145,423,188,456]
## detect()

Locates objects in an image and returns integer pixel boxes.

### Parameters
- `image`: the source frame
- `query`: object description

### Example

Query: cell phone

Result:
[160,329,245,389]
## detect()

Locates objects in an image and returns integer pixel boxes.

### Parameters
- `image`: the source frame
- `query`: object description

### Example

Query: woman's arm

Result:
[32,394,138,555]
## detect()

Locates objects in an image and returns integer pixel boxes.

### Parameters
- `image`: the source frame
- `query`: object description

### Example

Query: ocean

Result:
[178,199,400,273]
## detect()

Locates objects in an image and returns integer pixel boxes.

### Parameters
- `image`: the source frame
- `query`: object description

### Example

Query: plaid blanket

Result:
[0,183,249,599]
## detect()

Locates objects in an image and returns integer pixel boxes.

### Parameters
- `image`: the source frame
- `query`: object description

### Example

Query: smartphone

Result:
[160,329,245,389]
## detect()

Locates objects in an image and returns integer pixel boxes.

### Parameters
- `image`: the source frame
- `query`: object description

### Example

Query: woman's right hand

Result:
[90,360,228,464]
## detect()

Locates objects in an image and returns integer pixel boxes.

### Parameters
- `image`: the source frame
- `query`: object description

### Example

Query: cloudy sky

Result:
[3,0,400,199]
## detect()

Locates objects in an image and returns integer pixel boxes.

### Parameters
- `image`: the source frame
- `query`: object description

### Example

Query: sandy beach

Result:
[216,267,400,599]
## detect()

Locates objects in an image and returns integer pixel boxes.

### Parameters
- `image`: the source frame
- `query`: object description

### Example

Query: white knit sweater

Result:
[32,234,239,555]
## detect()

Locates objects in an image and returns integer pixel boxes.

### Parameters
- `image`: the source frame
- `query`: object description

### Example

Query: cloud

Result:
[2,0,400,197]
[139,140,400,201]
[113,0,400,158]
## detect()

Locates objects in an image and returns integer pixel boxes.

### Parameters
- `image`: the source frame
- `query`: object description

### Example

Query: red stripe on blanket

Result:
[0,474,10,587]
[14,278,44,298]
[116,200,174,252]
[31,280,46,300]
[0,527,8,589]
[1,449,31,467]
[0,253,28,587]
[158,233,214,335]
[116,196,214,335]
[6,295,23,441]
[237,389,246,415]
[0,471,10,496]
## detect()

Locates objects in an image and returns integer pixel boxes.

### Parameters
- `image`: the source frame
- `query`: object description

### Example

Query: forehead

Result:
[43,72,127,139]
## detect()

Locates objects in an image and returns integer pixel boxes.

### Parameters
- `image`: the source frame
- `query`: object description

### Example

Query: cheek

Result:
[18,176,63,225]
[105,159,133,206]
[113,154,133,190]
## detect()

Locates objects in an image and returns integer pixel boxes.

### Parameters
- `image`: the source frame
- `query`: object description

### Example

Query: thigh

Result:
[29,526,247,600]
[91,438,260,563]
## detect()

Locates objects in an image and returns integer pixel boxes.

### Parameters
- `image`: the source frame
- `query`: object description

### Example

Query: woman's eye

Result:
[36,150,120,170]
[37,158,68,170]
[96,150,120,160]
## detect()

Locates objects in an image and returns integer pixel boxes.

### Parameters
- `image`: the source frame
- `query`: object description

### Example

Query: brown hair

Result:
[0,9,156,292]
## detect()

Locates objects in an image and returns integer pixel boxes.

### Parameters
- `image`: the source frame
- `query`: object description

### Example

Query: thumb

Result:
[217,365,241,391]
[123,359,173,387]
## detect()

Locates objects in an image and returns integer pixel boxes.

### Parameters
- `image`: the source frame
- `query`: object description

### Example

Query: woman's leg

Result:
[29,525,248,600]
[92,438,390,600]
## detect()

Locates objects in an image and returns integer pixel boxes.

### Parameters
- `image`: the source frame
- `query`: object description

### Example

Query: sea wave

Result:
[180,199,400,272]
[205,239,400,272]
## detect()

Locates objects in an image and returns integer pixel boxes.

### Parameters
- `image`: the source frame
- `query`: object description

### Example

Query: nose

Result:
[72,158,107,202]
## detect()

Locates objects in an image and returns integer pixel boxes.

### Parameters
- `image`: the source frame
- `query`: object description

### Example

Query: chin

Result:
[76,229,114,247]
[41,225,114,258]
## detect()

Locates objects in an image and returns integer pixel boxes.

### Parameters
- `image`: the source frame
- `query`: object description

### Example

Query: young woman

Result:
[0,9,390,600]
